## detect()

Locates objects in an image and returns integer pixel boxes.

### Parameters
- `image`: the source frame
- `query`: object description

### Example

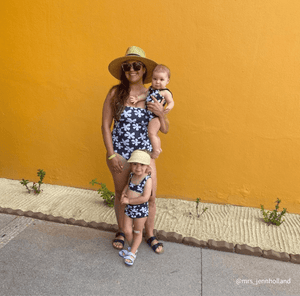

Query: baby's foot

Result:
[151,149,162,159]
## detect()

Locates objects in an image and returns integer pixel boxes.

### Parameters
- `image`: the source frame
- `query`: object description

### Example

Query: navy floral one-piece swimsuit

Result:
[112,106,153,160]
[146,86,170,121]
[125,173,151,219]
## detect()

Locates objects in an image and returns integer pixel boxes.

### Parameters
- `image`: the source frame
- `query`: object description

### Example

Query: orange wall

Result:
[1,0,300,213]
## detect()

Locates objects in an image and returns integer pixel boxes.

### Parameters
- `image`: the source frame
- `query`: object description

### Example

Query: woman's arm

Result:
[147,96,169,134]
[101,88,123,173]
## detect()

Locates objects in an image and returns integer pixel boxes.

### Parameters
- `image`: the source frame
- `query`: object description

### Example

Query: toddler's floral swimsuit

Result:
[125,173,151,219]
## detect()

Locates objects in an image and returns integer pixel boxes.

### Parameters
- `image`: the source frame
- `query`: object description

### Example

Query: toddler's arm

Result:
[123,178,152,205]
[120,184,129,205]
[161,90,174,114]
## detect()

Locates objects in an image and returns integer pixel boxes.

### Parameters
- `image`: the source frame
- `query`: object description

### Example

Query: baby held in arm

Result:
[130,64,174,159]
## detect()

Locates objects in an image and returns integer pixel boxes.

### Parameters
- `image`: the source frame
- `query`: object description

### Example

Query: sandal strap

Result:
[124,252,136,265]
[151,242,163,252]
[113,239,125,246]
[125,252,136,261]
[146,236,157,246]
[115,231,125,238]
[146,236,164,252]
[127,251,136,258]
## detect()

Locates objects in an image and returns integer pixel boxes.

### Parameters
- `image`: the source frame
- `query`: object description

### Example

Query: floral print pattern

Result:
[112,106,152,160]
[125,173,151,219]
[146,86,167,121]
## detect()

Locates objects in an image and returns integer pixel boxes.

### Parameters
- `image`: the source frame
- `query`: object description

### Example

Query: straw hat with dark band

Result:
[108,46,157,84]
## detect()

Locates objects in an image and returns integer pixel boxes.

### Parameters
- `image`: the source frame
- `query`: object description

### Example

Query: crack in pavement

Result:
[0,216,34,249]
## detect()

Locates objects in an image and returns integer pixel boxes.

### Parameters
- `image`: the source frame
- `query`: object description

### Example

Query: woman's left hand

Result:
[147,96,165,117]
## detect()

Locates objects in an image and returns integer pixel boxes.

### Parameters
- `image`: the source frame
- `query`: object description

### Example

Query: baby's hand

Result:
[130,95,139,105]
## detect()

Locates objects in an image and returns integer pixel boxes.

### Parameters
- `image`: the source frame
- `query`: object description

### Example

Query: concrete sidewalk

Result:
[0,213,299,296]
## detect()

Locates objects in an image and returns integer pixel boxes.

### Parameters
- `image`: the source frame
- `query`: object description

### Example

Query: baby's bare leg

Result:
[148,118,162,159]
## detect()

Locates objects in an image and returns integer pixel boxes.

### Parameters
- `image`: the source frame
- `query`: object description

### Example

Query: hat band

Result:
[126,53,143,57]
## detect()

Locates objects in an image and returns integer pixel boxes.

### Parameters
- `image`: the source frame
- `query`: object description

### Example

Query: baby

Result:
[130,64,174,159]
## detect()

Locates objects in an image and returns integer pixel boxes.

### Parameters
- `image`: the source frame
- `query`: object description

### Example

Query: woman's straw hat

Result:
[108,46,157,84]
[128,150,151,165]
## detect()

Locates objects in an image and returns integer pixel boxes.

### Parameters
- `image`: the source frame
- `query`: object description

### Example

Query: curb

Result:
[1,206,299,265]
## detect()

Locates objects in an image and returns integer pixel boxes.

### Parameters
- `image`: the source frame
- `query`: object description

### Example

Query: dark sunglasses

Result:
[121,61,144,72]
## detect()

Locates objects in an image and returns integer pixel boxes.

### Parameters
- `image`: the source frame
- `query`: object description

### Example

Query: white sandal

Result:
[124,251,137,266]
[119,247,131,258]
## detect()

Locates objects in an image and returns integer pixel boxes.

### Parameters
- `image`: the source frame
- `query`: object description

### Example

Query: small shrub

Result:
[260,198,287,226]
[20,169,46,195]
[196,198,208,218]
[90,179,115,207]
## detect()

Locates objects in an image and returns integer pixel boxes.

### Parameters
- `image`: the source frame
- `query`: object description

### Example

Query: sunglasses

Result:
[121,61,144,72]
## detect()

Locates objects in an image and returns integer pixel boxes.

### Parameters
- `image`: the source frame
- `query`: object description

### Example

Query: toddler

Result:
[119,150,153,266]
[130,64,174,159]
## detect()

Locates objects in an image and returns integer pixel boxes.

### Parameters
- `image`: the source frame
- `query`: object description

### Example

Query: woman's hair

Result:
[110,64,147,121]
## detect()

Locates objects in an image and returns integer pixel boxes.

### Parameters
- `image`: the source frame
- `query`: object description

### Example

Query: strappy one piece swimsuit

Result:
[112,106,153,160]
[145,86,171,121]
[125,173,151,219]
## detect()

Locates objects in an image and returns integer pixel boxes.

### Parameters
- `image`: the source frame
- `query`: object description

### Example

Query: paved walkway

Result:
[0,213,299,296]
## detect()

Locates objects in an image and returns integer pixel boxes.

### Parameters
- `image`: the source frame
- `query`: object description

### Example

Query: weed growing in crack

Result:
[196,198,208,218]
[20,169,46,194]
[90,179,115,207]
[260,198,287,226]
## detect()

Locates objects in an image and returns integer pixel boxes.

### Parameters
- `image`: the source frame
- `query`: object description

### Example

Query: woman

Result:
[102,46,168,254]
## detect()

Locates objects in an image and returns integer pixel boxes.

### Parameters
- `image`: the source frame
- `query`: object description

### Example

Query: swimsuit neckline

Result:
[124,105,146,111]
[129,173,149,185]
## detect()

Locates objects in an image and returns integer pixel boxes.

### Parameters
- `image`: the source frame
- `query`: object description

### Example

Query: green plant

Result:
[90,179,115,207]
[196,198,208,218]
[20,169,46,194]
[260,198,287,226]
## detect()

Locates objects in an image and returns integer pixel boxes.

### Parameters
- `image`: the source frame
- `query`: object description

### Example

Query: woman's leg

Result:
[144,159,163,254]
[106,153,131,248]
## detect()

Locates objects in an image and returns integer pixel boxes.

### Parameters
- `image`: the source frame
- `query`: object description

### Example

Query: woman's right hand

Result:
[110,156,124,174]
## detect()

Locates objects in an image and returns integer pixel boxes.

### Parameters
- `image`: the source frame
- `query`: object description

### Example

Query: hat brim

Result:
[127,150,151,165]
[108,56,157,84]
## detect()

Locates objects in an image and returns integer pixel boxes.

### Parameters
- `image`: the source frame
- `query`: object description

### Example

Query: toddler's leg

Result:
[129,217,147,255]
[123,214,133,247]
[148,118,162,159]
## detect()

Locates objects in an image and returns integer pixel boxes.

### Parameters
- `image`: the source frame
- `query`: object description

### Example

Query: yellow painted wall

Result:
[1,0,300,213]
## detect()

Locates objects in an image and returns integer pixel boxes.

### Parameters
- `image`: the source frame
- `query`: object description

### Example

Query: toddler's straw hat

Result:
[108,46,157,84]
[128,150,151,165]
